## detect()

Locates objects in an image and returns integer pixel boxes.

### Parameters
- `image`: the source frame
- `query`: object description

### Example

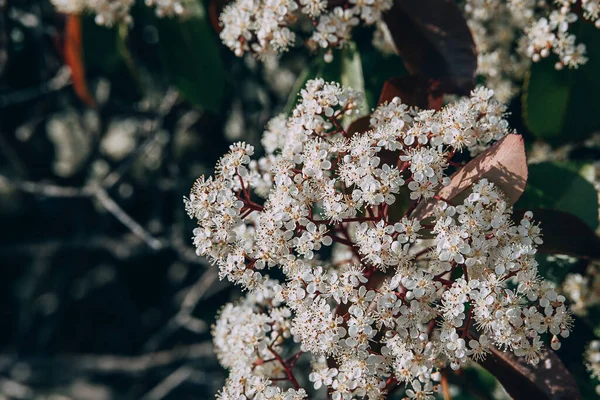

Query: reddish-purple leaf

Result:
[347,115,371,137]
[411,134,528,220]
[382,0,477,95]
[208,0,228,33]
[479,346,581,400]
[378,76,444,110]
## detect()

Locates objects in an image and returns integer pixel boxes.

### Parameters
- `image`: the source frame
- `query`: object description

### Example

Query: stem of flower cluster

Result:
[327,233,355,247]
[328,115,348,137]
[433,195,454,205]
[267,345,301,390]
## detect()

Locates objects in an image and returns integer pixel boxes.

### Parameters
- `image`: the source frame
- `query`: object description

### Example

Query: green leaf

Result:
[340,42,369,118]
[283,58,325,115]
[535,253,579,283]
[155,0,225,113]
[282,52,345,115]
[449,364,507,400]
[554,314,600,399]
[522,57,572,142]
[516,162,599,230]
[359,46,408,109]
[284,42,370,117]
[523,23,600,144]
[80,17,141,100]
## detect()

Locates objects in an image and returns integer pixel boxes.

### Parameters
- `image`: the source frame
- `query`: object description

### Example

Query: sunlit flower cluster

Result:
[522,0,591,69]
[218,0,392,59]
[51,0,183,26]
[187,79,572,398]
[463,0,598,102]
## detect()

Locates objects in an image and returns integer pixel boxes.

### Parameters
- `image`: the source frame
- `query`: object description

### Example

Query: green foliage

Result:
[516,162,599,230]
[340,42,369,118]
[284,41,408,115]
[81,17,141,100]
[523,24,600,144]
[450,364,505,400]
[284,43,371,115]
[154,1,225,113]
[536,254,579,283]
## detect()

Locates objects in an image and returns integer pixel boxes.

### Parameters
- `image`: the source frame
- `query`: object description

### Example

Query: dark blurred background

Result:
[0,0,310,397]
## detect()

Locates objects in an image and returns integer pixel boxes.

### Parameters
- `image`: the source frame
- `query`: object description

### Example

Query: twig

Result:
[94,187,163,250]
[0,234,154,260]
[0,66,71,108]
[141,366,193,400]
[143,269,220,352]
[0,343,213,375]
[10,178,92,197]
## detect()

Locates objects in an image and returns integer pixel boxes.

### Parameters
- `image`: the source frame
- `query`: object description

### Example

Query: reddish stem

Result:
[327,233,355,247]
[328,115,348,137]
[287,351,304,367]
[267,345,301,390]
[461,305,473,339]
[433,195,454,205]
[413,246,434,260]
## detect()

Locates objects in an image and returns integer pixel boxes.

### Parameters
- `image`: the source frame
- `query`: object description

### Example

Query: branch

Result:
[0,343,214,375]
[94,187,164,250]
[141,366,193,400]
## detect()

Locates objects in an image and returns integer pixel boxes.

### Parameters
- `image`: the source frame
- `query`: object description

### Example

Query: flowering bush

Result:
[214,0,599,102]
[217,0,392,59]
[185,79,573,399]
[4,0,600,397]
[463,0,598,102]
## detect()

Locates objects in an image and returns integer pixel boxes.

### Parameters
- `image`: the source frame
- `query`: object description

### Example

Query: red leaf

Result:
[208,0,229,33]
[479,346,581,400]
[382,0,477,95]
[64,15,96,107]
[412,134,528,220]
[378,76,444,110]
[347,115,371,137]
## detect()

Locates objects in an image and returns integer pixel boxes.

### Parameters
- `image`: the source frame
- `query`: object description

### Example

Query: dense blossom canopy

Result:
[185,80,573,399]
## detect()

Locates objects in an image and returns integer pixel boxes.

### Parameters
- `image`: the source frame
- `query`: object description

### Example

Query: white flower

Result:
[309,366,338,389]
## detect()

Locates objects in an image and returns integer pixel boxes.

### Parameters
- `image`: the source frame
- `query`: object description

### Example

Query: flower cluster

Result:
[213,280,308,399]
[462,0,531,102]
[187,79,572,398]
[51,0,183,26]
[218,0,392,59]
[522,0,591,69]
[463,0,597,102]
